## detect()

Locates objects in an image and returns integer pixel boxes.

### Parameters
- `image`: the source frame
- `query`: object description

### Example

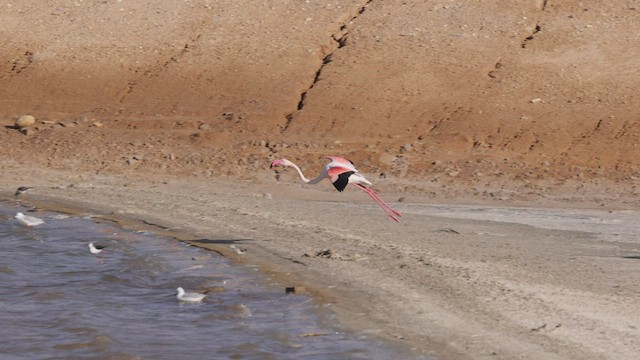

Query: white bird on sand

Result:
[15,212,45,227]
[14,186,33,197]
[176,287,206,302]
[88,243,106,254]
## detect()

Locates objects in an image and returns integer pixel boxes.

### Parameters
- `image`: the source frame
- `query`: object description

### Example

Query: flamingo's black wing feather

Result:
[332,171,354,192]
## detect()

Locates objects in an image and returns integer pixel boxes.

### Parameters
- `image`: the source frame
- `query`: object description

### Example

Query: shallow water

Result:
[0,203,404,359]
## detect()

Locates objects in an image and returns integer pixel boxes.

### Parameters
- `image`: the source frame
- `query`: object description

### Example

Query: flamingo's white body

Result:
[270,156,401,222]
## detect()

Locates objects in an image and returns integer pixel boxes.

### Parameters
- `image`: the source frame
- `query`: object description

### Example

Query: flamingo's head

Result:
[270,159,293,169]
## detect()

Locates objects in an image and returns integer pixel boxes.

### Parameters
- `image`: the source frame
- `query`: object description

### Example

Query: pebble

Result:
[15,114,36,128]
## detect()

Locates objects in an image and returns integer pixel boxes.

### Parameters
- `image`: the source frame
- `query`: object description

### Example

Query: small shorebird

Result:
[14,186,33,197]
[270,156,402,222]
[88,243,106,254]
[176,287,206,302]
[15,212,45,227]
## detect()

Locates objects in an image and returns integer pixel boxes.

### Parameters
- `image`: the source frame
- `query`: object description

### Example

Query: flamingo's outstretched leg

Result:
[354,184,402,217]
[364,186,402,217]
[354,184,401,222]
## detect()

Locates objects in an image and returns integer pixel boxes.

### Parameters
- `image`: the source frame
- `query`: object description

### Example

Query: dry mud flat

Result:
[2,166,639,360]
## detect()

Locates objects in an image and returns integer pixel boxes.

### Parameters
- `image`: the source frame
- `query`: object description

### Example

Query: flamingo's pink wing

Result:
[325,156,355,168]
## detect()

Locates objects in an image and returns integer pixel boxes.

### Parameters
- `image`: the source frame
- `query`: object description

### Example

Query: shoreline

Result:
[3,168,640,359]
[1,177,424,357]
[0,200,406,359]
[2,1,640,358]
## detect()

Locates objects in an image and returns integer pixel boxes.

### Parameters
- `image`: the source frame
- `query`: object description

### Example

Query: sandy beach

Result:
[2,1,640,358]
[2,164,639,359]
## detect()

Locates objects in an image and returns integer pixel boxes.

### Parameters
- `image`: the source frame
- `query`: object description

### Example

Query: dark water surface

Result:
[0,202,406,359]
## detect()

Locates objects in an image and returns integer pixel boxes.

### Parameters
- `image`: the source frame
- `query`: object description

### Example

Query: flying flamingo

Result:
[270,156,401,222]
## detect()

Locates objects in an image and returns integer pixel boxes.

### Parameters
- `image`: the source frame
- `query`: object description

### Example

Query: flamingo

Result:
[270,156,401,222]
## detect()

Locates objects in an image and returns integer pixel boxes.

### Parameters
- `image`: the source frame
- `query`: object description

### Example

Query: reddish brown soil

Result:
[2,1,640,205]
[2,3,640,358]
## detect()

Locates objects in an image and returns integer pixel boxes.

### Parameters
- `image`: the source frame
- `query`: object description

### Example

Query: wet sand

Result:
[3,166,640,360]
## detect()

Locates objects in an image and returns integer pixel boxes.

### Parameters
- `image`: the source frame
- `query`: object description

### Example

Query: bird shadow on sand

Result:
[622,255,640,260]
[189,238,253,245]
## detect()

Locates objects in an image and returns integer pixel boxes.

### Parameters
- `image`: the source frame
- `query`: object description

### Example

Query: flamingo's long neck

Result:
[289,163,325,184]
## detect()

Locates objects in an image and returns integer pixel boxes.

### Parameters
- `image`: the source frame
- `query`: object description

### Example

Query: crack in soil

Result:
[520,23,541,48]
[281,0,374,132]
[9,51,34,75]
[119,33,202,103]
[487,58,503,78]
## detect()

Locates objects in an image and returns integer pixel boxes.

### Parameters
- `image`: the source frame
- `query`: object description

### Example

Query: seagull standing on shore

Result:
[88,243,106,254]
[15,186,33,197]
[176,287,206,302]
[15,212,45,227]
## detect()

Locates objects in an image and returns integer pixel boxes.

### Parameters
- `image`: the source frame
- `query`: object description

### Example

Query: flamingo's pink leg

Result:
[354,184,401,222]
[361,186,402,217]
[354,184,402,217]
